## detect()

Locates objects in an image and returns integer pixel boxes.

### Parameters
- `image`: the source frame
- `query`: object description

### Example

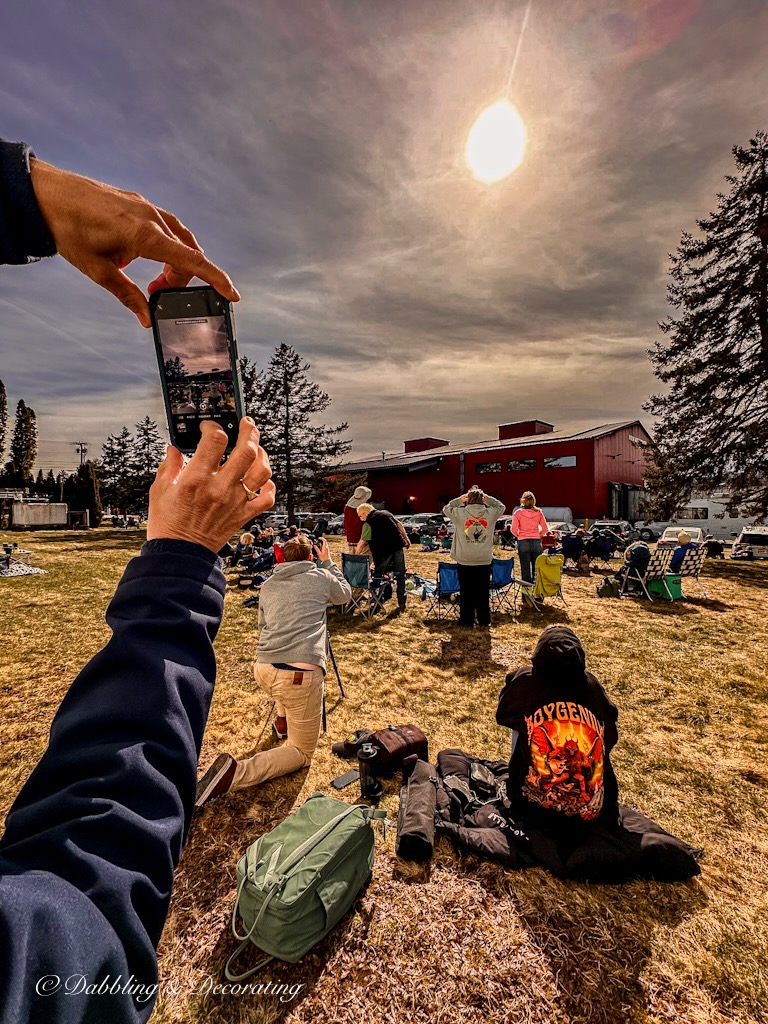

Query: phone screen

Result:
[151,289,241,451]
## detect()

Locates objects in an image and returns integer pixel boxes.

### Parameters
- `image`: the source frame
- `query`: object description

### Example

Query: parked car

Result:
[730,526,768,560]
[588,521,640,543]
[326,515,346,535]
[546,521,576,538]
[402,513,446,538]
[266,513,288,529]
[657,526,704,550]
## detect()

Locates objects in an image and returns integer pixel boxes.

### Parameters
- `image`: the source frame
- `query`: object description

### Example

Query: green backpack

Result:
[225,793,386,981]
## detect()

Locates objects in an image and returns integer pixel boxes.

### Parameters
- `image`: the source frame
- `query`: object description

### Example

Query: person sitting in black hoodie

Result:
[495,626,703,880]
[496,626,621,850]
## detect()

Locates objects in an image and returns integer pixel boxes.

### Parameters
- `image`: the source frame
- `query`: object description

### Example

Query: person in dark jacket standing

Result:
[443,488,505,627]
[356,502,411,611]
[496,626,620,849]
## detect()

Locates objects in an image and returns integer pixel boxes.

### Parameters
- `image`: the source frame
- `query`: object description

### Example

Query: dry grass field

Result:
[1,529,767,1024]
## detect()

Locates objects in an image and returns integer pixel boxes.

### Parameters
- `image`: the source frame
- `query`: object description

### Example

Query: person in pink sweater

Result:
[511,491,549,584]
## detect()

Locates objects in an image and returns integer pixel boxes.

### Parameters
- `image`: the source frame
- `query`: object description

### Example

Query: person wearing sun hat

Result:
[344,484,372,552]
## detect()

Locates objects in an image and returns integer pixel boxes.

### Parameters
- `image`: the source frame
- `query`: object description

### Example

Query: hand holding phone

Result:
[149,286,244,454]
[314,537,330,562]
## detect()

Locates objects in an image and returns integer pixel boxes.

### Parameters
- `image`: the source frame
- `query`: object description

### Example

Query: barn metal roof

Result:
[343,421,648,473]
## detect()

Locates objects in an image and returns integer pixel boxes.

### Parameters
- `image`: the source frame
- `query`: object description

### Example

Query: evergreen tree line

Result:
[97,343,359,523]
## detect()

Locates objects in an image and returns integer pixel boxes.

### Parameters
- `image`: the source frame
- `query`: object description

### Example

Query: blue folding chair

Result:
[490,556,516,616]
[341,553,388,617]
[422,561,461,619]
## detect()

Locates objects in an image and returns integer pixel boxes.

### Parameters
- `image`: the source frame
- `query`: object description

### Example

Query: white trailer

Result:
[11,502,68,529]
[637,494,759,542]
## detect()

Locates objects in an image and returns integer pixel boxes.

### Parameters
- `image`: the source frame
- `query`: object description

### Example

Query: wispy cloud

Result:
[1,0,766,468]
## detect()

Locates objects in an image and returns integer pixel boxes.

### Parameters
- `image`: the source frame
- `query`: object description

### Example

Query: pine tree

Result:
[0,379,7,463]
[240,346,352,521]
[44,469,57,499]
[99,427,135,513]
[132,417,166,476]
[645,131,768,520]
[129,416,166,512]
[7,400,38,485]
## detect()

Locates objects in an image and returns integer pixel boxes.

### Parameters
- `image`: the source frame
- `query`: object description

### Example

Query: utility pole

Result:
[72,441,88,466]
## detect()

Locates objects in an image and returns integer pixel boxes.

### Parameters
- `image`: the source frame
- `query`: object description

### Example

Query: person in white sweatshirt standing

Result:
[443,488,505,627]
[511,491,549,584]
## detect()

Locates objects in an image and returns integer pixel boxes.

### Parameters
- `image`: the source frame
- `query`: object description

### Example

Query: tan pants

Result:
[231,663,324,790]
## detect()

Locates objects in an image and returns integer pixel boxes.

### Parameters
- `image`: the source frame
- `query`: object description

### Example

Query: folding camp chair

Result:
[489,556,516,616]
[439,536,453,551]
[422,561,461,619]
[420,534,439,551]
[619,547,673,600]
[237,547,276,589]
[586,532,617,568]
[561,534,583,570]
[340,553,388,617]
[532,553,567,608]
[677,546,709,598]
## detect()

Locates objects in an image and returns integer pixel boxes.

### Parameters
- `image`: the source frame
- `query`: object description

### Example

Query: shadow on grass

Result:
[420,621,508,677]
[704,559,768,590]
[180,772,377,1023]
[450,853,707,1024]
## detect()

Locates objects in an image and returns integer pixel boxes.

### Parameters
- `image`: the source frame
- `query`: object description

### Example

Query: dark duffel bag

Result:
[371,724,429,776]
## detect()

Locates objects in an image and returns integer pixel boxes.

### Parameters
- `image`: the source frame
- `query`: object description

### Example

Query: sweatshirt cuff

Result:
[0,141,57,263]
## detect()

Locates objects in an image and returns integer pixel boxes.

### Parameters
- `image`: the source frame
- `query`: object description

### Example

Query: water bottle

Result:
[357,743,382,803]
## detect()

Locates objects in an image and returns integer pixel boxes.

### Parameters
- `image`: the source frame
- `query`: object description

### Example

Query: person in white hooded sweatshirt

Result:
[443,488,505,627]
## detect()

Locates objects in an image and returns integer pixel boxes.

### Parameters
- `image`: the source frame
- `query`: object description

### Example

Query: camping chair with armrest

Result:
[439,535,453,551]
[237,547,276,589]
[561,534,584,570]
[619,547,672,600]
[532,552,567,608]
[340,553,388,617]
[422,561,461,620]
[587,531,618,568]
[489,556,517,617]
[677,546,709,599]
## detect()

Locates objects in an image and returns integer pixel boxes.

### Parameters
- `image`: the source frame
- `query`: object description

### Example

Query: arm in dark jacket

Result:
[0,539,224,1024]
[0,139,56,264]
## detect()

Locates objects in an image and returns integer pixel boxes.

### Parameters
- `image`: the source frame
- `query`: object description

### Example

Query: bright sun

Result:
[466,100,526,183]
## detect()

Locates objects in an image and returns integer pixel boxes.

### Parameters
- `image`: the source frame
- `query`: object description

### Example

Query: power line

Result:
[72,441,89,466]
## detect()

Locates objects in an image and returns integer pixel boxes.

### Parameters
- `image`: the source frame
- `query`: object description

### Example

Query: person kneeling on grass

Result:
[195,533,352,807]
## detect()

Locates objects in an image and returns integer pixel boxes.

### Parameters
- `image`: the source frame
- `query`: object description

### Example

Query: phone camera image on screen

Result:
[153,295,239,451]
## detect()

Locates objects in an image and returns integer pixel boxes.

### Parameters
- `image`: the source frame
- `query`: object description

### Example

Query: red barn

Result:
[342,419,652,522]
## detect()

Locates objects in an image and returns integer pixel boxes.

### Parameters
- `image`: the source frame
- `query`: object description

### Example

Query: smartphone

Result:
[331,769,360,790]
[149,286,244,454]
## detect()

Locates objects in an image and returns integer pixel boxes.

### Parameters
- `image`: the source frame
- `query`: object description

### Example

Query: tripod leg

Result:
[328,640,345,697]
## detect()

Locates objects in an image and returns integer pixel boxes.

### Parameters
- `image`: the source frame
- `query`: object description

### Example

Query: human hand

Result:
[29,158,239,328]
[315,537,330,562]
[147,418,274,552]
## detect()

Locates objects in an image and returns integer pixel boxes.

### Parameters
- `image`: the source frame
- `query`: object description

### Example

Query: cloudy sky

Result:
[1,0,766,473]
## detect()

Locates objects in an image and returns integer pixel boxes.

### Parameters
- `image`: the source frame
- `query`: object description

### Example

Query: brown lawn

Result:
[1,530,767,1024]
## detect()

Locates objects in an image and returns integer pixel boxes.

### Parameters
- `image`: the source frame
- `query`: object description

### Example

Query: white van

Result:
[637,494,755,542]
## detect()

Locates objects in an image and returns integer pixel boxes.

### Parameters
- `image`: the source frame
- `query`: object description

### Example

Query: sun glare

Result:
[466,100,526,183]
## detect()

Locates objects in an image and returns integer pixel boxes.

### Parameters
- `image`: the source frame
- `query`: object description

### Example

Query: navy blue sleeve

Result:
[0,139,57,264]
[0,539,224,1023]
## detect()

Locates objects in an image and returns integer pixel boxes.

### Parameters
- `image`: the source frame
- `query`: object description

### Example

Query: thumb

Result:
[88,261,152,327]
[154,445,185,486]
